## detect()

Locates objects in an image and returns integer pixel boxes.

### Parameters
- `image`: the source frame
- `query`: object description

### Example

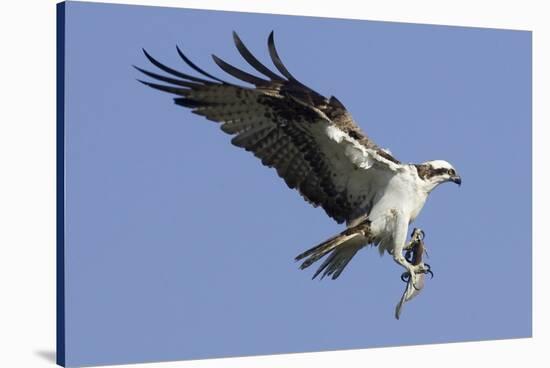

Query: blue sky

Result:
[62,1,531,366]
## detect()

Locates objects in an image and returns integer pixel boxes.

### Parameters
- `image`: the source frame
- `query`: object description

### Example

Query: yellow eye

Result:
[448,168,456,176]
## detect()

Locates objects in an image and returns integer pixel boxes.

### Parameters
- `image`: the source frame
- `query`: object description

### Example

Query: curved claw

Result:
[419,229,425,240]
[423,263,434,279]
[401,272,410,283]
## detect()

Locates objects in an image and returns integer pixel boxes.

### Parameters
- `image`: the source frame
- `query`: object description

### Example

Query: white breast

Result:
[365,166,428,252]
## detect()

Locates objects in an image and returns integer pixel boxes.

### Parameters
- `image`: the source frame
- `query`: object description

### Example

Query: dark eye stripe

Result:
[414,164,454,181]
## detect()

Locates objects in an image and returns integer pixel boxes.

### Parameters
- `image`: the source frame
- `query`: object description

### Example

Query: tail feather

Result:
[312,239,362,279]
[296,235,363,280]
[294,233,352,268]
[296,220,371,280]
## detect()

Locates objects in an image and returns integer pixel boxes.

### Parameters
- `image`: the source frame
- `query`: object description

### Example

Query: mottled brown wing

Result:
[136,31,402,224]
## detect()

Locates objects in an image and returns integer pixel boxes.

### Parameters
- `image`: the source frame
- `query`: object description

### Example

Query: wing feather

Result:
[267,31,297,82]
[175,46,230,84]
[142,49,212,84]
[212,54,271,86]
[233,31,285,81]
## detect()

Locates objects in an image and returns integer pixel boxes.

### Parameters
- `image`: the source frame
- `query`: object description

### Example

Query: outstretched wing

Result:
[136,31,403,224]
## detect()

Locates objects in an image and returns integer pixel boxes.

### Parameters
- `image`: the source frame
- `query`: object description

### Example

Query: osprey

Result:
[136,31,461,288]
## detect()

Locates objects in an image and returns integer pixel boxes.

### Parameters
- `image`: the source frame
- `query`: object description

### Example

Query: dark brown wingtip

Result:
[175,45,230,84]
[137,79,189,96]
[267,31,297,82]
[232,31,284,81]
[211,54,270,86]
[232,30,240,44]
[141,48,211,84]
[133,65,202,88]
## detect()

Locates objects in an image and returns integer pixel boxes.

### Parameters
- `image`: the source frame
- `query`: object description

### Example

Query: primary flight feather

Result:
[136,31,461,285]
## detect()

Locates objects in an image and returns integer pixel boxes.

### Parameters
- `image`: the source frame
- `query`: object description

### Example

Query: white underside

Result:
[353,166,430,255]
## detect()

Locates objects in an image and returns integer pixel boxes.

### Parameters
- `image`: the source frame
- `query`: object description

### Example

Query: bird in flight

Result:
[135,31,461,289]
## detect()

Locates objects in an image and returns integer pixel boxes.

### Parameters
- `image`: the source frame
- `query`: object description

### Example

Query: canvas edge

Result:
[56,1,66,367]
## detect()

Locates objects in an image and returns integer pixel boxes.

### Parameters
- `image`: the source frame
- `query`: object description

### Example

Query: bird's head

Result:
[415,160,461,192]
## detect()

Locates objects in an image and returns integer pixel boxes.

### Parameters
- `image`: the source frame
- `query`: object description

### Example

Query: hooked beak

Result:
[451,176,462,186]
